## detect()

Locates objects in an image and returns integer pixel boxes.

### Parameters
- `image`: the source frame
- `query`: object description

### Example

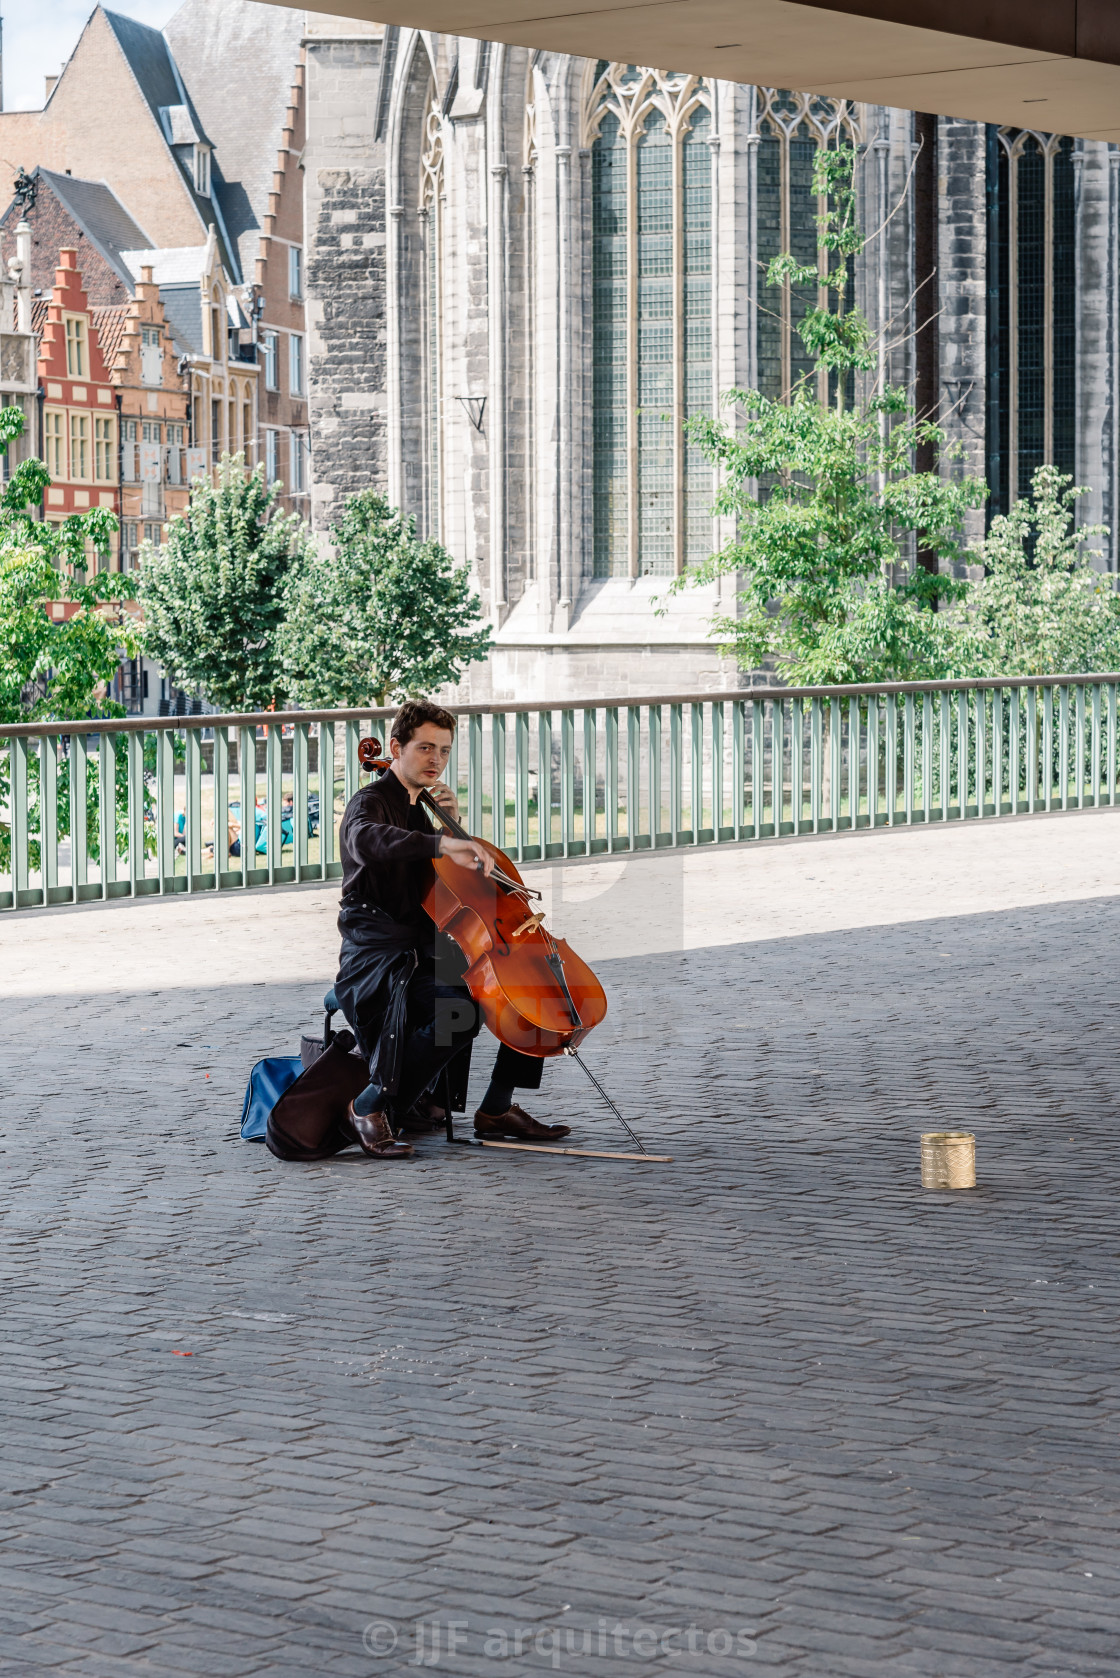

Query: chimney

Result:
[12,220,31,332]
[45,73,58,101]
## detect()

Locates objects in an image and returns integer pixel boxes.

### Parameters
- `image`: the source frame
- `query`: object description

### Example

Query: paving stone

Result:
[5,818,1120,1673]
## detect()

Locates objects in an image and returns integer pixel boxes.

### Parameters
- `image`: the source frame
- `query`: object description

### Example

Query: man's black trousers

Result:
[341,955,544,1119]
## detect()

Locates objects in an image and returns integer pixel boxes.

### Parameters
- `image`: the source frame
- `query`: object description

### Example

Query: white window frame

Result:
[194,144,211,197]
[262,329,279,391]
[264,428,279,482]
[288,332,304,397]
[288,244,303,300]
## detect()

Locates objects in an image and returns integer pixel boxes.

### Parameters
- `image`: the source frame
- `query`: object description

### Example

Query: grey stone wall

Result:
[303,36,386,532]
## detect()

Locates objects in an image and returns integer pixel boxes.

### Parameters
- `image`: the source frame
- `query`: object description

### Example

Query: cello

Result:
[356,736,661,1158]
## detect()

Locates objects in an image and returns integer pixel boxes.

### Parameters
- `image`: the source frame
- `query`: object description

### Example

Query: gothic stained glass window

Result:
[755,90,860,407]
[588,65,715,579]
[988,128,1076,516]
[592,110,628,579]
[682,104,714,565]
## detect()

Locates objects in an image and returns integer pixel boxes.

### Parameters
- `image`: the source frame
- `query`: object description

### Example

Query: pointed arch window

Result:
[419,91,444,542]
[588,64,715,579]
[755,89,860,406]
[988,129,1075,514]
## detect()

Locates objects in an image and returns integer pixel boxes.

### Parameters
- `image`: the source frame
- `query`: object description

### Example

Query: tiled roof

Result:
[118,246,209,286]
[92,304,132,369]
[36,169,150,292]
[163,0,304,281]
[102,7,241,282]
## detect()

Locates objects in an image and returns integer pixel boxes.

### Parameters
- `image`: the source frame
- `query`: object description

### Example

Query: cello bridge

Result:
[511,911,546,939]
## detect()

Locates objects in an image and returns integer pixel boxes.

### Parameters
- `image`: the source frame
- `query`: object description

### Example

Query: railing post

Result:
[1058,684,1070,810]
[155,728,174,892]
[974,688,986,818]
[669,702,683,847]
[265,722,281,886]
[344,719,360,809]
[41,735,59,899]
[649,704,662,847]
[689,702,702,845]
[938,691,950,821]
[790,696,804,834]
[903,692,915,823]
[71,732,89,898]
[884,692,897,826]
[1091,682,1102,806]
[492,710,507,851]
[319,722,337,874]
[11,735,29,905]
[751,699,763,839]
[626,706,640,851]
[956,689,969,819]
[772,697,785,833]
[468,711,484,839]
[829,699,841,832]
[294,721,310,880]
[810,696,822,833]
[604,705,618,853]
[560,708,575,858]
[848,696,860,829]
[583,705,597,855]
[212,725,229,887]
[515,710,530,861]
[98,730,116,898]
[128,730,146,893]
[537,710,552,854]
[992,688,1004,816]
[1109,684,1118,805]
[1075,682,1086,808]
[712,701,724,841]
[1009,687,1021,815]
[186,726,204,891]
[239,725,257,885]
[921,692,932,824]
[868,696,880,827]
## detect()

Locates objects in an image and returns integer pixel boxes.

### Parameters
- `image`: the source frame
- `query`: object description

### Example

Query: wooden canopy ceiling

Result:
[279,0,1120,140]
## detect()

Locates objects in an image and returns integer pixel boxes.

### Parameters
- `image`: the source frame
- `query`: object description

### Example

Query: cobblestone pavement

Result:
[4,811,1120,1677]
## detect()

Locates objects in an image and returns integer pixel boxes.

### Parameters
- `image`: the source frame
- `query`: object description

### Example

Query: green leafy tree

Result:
[138,453,314,712]
[0,405,137,870]
[278,490,492,706]
[946,465,1120,677]
[673,146,986,685]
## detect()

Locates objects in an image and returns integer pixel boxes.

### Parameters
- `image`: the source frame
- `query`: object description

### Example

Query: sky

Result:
[2,1,179,112]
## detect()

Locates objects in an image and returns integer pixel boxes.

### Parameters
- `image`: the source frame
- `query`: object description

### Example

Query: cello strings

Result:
[564,1047,648,1155]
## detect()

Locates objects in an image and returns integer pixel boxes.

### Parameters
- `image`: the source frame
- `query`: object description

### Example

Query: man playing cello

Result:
[269,700,572,1161]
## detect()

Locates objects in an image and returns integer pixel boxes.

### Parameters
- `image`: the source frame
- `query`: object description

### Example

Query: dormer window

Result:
[194,144,211,197]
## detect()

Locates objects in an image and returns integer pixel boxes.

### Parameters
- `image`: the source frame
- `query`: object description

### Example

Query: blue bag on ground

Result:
[240,1056,302,1140]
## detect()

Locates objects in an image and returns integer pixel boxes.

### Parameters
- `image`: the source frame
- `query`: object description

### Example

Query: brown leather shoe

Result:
[473,1103,571,1143]
[346,1102,414,1159]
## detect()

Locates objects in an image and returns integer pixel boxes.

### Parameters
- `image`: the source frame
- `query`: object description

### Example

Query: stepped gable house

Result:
[0,169,191,574]
[34,249,120,541]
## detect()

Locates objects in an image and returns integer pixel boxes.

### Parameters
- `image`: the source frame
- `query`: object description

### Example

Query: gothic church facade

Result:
[303,19,1119,702]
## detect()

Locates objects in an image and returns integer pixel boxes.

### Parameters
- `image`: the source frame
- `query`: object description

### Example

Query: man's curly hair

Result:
[390,699,457,746]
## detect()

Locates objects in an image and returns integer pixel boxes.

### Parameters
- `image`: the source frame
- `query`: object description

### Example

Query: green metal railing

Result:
[2,676,1119,911]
